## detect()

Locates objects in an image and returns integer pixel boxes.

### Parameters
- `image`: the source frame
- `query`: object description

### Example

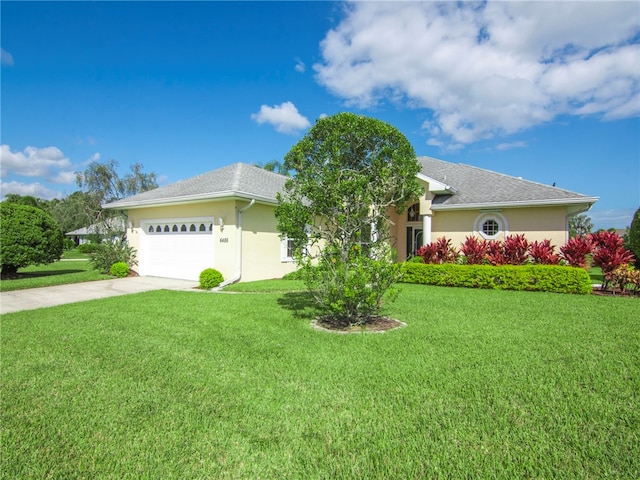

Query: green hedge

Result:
[400,263,592,295]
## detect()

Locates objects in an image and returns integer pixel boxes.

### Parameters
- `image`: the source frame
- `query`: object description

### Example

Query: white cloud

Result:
[251,101,311,134]
[294,58,306,73]
[496,141,527,151]
[1,48,14,66]
[1,145,74,182]
[314,2,640,147]
[0,180,63,200]
[589,208,636,230]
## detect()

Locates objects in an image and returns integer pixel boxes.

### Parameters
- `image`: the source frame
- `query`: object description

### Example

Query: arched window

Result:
[407,203,420,222]
[190,224,196,232]
[181,224,187,232]
[155,225,162,233]
[164,225,170,232]
[199,223,206,232]
[148,225,154,233]
[172,225,178,232]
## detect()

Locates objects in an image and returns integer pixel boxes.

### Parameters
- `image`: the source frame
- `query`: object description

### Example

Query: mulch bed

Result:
[312,315,407,333]
[591,287,638,298]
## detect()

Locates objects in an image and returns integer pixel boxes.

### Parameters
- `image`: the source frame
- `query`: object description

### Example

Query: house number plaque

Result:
[219,237,229,243]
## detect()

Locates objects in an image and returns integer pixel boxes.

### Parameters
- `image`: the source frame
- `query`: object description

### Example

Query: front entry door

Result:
[406,227,423,258]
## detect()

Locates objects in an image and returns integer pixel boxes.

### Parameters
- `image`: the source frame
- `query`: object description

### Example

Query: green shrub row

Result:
[400,262,592,295]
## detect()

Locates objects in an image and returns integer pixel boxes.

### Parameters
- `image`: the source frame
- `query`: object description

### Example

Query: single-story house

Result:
[103,158,598,282]
[65,217,125,245]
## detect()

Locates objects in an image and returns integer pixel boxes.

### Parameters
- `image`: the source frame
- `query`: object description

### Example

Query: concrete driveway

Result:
[0,277,200,314]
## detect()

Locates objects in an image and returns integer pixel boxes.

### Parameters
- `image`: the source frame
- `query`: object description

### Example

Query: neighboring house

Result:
[65,217,125,245]
[103,158,598,282]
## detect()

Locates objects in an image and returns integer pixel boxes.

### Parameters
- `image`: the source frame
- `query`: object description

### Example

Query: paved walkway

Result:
[0,277,199,314]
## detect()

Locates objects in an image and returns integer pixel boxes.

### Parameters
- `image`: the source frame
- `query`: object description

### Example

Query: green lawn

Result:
[2,284,638,479]
[0,260,112,292]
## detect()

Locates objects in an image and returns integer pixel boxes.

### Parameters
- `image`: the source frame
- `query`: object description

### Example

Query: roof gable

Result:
[104,163,287,209]
[417,156,598,209]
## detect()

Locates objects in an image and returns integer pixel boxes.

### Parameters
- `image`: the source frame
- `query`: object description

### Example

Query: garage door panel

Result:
[140,221,215,281]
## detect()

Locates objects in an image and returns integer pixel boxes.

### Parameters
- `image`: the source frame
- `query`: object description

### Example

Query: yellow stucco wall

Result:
[123,200,296,282]
[241,202,298,281]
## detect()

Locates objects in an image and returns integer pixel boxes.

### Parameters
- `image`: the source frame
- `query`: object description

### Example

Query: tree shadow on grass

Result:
[16,269,85,278]
[277,292,319,320]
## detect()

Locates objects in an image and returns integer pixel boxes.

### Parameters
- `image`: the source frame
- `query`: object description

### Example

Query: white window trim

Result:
[281,236,296,263]
[474,212,508,240]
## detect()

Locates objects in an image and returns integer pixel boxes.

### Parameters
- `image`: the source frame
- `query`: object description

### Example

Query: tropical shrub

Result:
[590,231,635,290]
[0,202,63,277]
[90,240,138,274]
[528,239,560,265]
[416,243,438,264]
[400,262,592,295]
[503,234,529,265]
[486,240,506,266]
[560,235,592,268]
[604,264,640,295]
[199,268,224,289]
[110,262,130,278]
[460,236,488,264]
[417,237,458,264]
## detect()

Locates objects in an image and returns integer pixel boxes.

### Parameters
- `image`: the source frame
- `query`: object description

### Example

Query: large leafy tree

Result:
[275,112,423,326]
[626,207,640,267]
[0,203,63,277]
[75,159,158,236]
[569,214,593,238]
[48,191,100,235]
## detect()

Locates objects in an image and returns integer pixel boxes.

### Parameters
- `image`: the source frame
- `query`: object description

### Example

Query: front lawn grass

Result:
[2,284,638,478]
[0,260,112,292]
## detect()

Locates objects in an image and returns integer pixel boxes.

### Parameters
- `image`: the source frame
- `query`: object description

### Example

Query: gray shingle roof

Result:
[104,158,597,211]
[418,156,597,209]
[104,163,287,209]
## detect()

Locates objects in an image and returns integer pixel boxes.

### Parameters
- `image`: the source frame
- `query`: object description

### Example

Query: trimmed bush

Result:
[77,243,99,254]
[199,268,224,289]
[400,262,592,295]
[109,262,129,278]
[0,203,63,276]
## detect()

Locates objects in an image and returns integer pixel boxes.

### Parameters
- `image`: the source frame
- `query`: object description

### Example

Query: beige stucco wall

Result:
[122,199,296,282]
[432,206,569,246]
[392,203,575,261]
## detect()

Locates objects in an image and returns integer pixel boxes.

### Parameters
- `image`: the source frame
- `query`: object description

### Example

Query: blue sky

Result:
[1,1,639,230]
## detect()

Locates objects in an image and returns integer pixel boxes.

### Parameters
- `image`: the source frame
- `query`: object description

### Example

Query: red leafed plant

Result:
[417,237,458,264]
[486,240,506,266]
[416,243,438,264]
[460,236,488,264]
[560,235,592,268]
[503,234,529,265]
[590,231,635,276]
[528,239,560,265]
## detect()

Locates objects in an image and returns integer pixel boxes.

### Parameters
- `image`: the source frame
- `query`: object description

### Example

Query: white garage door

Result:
[140,219,215,281]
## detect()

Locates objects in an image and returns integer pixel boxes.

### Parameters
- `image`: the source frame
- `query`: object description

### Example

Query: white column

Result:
[422,214,432,245]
